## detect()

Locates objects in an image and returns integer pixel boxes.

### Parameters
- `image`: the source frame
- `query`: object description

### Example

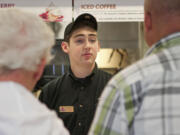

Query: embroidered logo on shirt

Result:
[59,106,74,112]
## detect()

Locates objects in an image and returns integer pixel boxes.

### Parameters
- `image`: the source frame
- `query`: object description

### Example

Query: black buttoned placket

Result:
[73,78,91,135]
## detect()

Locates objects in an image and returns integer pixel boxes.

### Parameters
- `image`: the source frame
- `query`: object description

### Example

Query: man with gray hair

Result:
[89,0,180,135]
[0,8,69,135]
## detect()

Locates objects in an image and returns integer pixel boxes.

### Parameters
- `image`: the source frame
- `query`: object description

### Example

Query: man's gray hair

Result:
[0,8,54,73]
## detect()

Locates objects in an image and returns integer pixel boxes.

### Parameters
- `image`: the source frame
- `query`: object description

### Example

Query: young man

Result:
[39,13,112,135]
[89,0,180,135]
[0,8,69,135]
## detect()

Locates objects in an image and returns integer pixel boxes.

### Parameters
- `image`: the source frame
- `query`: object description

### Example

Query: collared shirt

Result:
[0,81,69,135]
[39,65,112,135]
[89,32,180,135]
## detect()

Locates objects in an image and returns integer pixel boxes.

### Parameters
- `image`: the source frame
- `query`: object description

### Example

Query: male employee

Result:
[39,13,112,135]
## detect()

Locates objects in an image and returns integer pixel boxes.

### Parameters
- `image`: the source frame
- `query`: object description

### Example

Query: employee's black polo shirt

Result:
[39,65,112,135]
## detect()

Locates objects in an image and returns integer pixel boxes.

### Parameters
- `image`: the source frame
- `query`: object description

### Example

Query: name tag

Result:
[59,106,74,112]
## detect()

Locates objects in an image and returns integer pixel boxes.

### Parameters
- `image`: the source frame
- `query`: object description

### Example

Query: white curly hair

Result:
[0,8,54,73]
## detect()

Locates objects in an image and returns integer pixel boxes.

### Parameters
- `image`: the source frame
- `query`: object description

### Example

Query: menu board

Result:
[74,0,144,22]
[0,0,72,22]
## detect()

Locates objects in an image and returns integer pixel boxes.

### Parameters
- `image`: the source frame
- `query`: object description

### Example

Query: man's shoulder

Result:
[43,74,66,89]
[39,73,68,104]
[41,74,67,92]
[97,68,112,78]
[112,54,161,85]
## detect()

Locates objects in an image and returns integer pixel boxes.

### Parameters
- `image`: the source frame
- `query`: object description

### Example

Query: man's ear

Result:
[144,11,152,33]
[61,41,69,54]
[33,58,46,81]
[97,41,100,52]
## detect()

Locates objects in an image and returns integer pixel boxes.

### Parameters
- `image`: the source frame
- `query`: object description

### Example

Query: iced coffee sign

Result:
[74,0,144,22]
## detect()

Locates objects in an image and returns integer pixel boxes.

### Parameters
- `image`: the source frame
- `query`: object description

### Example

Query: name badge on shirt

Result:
[59,106,74,112]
